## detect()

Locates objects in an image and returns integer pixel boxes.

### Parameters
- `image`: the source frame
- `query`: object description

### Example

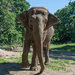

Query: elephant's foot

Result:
[44,61,49,65]
[30,66,38,71]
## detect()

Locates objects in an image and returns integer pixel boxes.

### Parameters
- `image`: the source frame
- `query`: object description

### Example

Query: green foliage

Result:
[0,0,75,45]
[52,1,75,43]
[0,0,30,45]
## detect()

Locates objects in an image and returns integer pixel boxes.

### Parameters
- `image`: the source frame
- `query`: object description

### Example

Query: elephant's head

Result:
[17,7,60,31]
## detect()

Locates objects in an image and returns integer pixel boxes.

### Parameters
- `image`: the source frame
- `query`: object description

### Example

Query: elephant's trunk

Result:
[33,21,45,73]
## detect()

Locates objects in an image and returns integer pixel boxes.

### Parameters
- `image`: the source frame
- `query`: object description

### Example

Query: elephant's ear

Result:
[17,11,29,29]
[44,13,60,31]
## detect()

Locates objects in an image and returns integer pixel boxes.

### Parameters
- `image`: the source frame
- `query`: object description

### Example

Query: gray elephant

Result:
[17,7,60,74]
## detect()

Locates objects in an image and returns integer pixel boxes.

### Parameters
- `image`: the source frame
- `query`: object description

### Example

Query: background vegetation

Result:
[0,0,30,45]
[52,1,75,44]
[0,0,75,45]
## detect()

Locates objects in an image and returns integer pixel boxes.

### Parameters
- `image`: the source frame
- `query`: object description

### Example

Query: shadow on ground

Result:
[0,63,30,75]
[50,45,75,60]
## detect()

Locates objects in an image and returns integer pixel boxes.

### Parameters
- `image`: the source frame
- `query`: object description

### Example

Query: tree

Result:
[0,0,30,45]
[52,1,75,43]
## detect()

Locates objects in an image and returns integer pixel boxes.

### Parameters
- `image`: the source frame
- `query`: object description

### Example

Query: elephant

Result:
[17,7,60,74]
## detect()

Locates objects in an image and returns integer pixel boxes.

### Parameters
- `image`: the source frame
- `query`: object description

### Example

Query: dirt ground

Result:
[0,49,75,75]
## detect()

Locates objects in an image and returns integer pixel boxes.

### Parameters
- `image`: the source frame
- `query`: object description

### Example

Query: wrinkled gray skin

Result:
[17,7,60,74]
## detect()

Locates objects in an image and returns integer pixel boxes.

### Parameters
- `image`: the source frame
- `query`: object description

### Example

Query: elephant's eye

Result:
[41,12,45,15]
[36,10,45,15]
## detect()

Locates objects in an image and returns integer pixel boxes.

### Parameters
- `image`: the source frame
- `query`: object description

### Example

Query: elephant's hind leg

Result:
[43,42,50,65]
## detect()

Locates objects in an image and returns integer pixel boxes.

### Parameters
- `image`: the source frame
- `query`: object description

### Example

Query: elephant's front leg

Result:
[30,44,38,71]
[22,39,30,68]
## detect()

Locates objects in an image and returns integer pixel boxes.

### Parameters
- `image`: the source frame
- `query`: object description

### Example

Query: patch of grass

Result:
[46,59,75,71]
[45,59,67,71]
[0,58,8,63]
[58,59,75,65]
[28,55,32,62]
[62,59,70,64]
[69,60,75,65]
[70,62,75,65]
[6,55,32,63]
[50,60,66,67]
[7,57,22,63]
[50,43,75,52]
[46,64,65,71]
